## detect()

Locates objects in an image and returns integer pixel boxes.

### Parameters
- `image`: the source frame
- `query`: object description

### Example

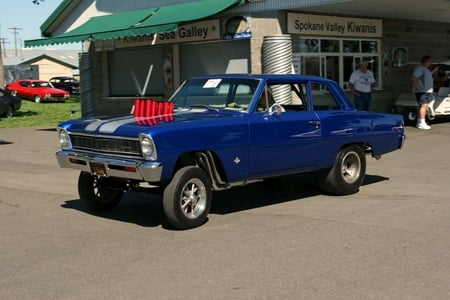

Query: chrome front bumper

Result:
[55,151,162,182]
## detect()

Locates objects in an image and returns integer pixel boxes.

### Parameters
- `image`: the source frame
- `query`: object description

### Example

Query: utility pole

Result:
[0,38,10,56]
[0,38,4,88]
[0,25,4,87]
[9,27,22,57]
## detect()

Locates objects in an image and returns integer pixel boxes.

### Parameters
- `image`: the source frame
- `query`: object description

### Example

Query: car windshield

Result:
[169,78,261,111]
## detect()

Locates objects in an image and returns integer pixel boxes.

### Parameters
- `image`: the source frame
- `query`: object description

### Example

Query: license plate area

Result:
[90,162,107,176]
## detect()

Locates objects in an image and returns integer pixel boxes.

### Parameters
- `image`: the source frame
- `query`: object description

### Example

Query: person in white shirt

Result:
[412,55,439,130]
[348,60,376,111]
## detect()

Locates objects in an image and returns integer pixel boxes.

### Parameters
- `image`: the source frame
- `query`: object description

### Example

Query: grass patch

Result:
[0,96,81,129]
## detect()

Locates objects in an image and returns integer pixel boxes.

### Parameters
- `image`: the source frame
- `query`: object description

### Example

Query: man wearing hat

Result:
[348,60,376,111]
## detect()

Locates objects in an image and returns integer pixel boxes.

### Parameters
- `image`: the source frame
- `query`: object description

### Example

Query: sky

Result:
[0,0,78,50]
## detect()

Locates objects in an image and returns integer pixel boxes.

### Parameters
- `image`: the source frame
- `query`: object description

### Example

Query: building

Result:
[25,0,450,116]
[2,49,79,84]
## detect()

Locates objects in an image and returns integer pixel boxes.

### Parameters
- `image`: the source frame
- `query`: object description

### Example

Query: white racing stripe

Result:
[97,116,136,133]
[83,109,195,133]
[85,119,106,132]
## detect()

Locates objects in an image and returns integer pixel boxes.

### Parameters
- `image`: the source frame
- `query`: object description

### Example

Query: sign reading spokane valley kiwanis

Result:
[287,13,382,38]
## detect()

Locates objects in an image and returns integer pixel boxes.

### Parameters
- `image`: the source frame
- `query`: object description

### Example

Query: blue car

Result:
[55,74,405,229]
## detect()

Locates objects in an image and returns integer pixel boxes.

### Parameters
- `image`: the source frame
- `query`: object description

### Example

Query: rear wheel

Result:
[163,166,212,229]
[34,95,42,103]
[318,145,366,195]
[78,172,123,212]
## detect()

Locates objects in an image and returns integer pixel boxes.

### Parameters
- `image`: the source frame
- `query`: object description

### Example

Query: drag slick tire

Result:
[318,145,366,195]
[163,166,212,230]
[78,172,123,212]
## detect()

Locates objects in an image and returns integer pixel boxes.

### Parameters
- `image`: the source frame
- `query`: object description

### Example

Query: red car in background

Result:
[5,79,70,103]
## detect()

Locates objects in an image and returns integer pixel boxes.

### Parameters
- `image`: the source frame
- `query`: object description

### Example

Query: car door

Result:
[308,80,364,166]
[18,81,31,98]
[247,81,323,178]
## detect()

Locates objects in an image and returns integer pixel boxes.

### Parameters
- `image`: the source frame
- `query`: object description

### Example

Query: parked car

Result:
[393,62,450,125]
[0,88,21,118]
[49,76,80,94]
[393,87,450,125]
[5,79,70,103]
[55,74,405,229]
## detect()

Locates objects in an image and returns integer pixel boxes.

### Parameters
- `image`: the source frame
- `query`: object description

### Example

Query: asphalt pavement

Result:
[0,123,449,300]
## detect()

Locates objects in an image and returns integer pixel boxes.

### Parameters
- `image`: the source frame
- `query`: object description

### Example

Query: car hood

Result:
[60,108,244,137]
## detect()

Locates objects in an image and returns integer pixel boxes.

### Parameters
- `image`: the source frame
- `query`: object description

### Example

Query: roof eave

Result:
[40,0,82,37]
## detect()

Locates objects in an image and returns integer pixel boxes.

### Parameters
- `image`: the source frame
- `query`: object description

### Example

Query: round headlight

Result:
[58,129,71,149]
[140,135,157,160]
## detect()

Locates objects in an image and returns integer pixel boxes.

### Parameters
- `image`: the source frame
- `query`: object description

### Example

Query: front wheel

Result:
[4,105,14,118]
[78,172,123,212]
[318,145,366,195]
[34,95,42,103]
[163,166,212,230]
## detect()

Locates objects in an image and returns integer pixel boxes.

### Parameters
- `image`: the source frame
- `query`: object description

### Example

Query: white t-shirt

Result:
[349,69,375,93]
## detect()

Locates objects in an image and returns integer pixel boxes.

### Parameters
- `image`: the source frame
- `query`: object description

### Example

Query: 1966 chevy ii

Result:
[56,74,405,229]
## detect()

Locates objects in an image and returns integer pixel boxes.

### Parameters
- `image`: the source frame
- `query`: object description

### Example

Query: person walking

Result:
[412,55,439,130]
[349,60,376,111]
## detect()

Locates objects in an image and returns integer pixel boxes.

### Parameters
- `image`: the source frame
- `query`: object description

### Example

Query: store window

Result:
[293,37,381,90]
[108,47,165,97]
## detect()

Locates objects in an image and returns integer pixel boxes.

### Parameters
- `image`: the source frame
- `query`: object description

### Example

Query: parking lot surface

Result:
[1,123,449,299]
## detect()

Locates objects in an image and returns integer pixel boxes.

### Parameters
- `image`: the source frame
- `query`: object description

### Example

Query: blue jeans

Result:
[354,92,372,111]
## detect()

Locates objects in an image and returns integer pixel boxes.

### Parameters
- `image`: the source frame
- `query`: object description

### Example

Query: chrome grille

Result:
[71,135,142,156]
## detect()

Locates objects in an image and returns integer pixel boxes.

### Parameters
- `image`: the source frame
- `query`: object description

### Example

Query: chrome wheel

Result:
[180,178,208,219]
[340,151,361,184]
[163,166,212,229]
[318,145,366,195]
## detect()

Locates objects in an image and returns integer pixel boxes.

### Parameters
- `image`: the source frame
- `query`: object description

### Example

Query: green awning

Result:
[25,0,243,47]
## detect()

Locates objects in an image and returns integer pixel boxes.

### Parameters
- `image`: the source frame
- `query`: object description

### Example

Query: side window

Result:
[256,82,309,112]
[255,85,274,112]
[20,81,29,87]
[291,83,308,106]
[311,83,341,111]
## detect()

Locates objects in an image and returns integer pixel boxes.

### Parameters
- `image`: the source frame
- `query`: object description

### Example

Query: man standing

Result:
[349,60,376,111]
[412,55,438,130]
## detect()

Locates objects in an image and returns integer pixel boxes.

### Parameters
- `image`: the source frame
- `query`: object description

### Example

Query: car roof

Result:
[50,76,75,79]
[18,79,46,82]
[188,73,336,84]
